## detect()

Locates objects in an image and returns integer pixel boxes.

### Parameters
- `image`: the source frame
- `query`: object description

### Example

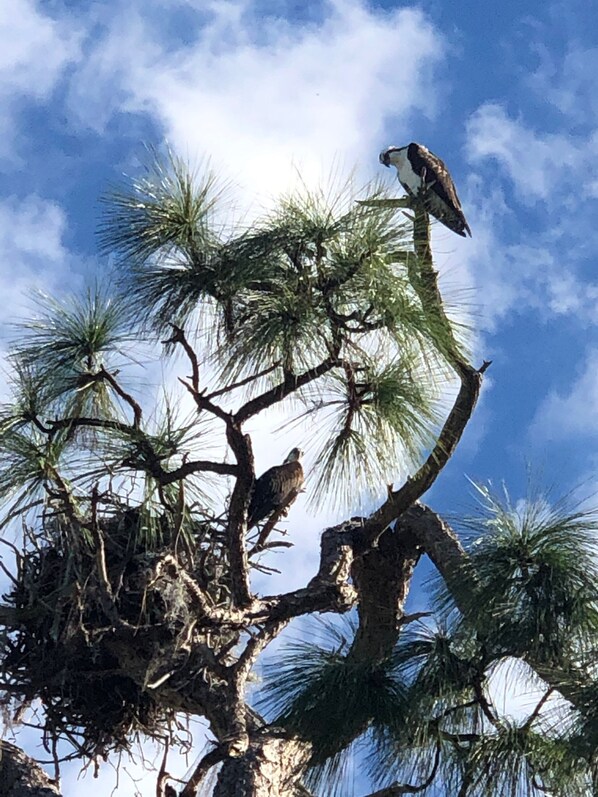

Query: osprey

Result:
[248,448,304,528]
[379,143,471,237]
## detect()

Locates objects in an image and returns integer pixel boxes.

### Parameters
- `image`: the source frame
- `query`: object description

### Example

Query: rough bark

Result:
[349,524,421,664]
[0,741,61,797]
[213,733,313,797]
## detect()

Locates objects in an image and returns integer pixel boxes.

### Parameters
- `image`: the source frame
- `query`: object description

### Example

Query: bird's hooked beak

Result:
[379,149,391,167]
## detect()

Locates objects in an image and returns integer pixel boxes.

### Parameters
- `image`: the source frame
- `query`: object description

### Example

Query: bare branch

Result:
[358,360,487,550]
[164,323,200,393]
[522,688,555,731]
[159,459,238,483]
[361,737,441,795]
[234,356,341,424]
[178,378,231,424]
[251,520,360,622]
[205,361,281,401]
[97,366,143,428]
[180,745,225,797]
[233,620,288,687]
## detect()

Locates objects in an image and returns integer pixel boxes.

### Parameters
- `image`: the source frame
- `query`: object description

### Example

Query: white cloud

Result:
[465,102,598,203]
[527,42,598,126]
[0,195,78,328]
[457,99,598,332]
[0,0,81,158]
[530,349,598,441]
[66,0,445,206]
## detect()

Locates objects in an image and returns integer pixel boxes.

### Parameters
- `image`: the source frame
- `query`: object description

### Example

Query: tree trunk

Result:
[0,741,61,797]
[213,732,312,797]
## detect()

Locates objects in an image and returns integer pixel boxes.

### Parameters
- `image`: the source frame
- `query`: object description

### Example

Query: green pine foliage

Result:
[93,152,461,504]
[257,485,598,796]
[0,152,595,796]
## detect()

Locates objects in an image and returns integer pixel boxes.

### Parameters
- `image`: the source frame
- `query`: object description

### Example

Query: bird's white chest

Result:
[393,151,422,195]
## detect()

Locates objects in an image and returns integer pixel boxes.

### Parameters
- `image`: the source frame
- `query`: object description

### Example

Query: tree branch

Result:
[205,362,281,401]
[97,366,143,428]
[522,688,555,732]
[348,523,421,664]
[234,357,341,424]
[164,324,200,393]
[358,360,488,550]
[159,459,238,483]
[180,745,226,797]
[251,520,360,622]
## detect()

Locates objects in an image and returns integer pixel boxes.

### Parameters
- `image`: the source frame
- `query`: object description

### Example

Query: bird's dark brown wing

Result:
[408,143,471,236]
[248,461,304,527]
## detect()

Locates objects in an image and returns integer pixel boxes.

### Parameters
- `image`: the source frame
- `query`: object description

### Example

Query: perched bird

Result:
[248,448,304,528]
[379,143,471,237]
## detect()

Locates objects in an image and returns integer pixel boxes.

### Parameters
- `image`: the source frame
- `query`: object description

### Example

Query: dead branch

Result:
[180,745,226,797]
[234,356,342,424]
[358,360,488,551]
[164,324,200,393]
[97,366,143,428]
[205,362,281,401]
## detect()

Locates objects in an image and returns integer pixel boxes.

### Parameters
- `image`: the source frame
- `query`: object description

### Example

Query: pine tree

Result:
[0,153,595,797]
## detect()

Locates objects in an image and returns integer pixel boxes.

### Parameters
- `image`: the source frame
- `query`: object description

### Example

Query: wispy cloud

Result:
[530,349,598,441]
[0,195,78,327]
[459,94,598,333]
[0,0,81,160]
[466,102,598,203]
[527,41,598,125]
[66,0,445,205]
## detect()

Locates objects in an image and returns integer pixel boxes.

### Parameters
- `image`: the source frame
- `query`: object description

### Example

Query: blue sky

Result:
[2,0,598,793]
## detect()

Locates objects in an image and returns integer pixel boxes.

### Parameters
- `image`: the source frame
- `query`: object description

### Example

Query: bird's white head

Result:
[284,447,303,463]
[379,145,409,169]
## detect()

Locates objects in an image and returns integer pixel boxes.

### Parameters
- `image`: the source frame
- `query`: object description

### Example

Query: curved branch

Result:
[358,360,489,550]
[234,356,341,424]
[180,745,226,797]
[361,738,441,794]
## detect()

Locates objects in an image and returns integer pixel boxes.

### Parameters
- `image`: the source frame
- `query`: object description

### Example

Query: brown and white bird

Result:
[380,143,471,237]
[248,448,304,528]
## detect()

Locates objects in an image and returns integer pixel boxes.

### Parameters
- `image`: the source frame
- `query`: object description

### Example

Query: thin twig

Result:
[205,361,281,400]
[98,366,143,428]
[248,488,301,555]
[522,688,555,731]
